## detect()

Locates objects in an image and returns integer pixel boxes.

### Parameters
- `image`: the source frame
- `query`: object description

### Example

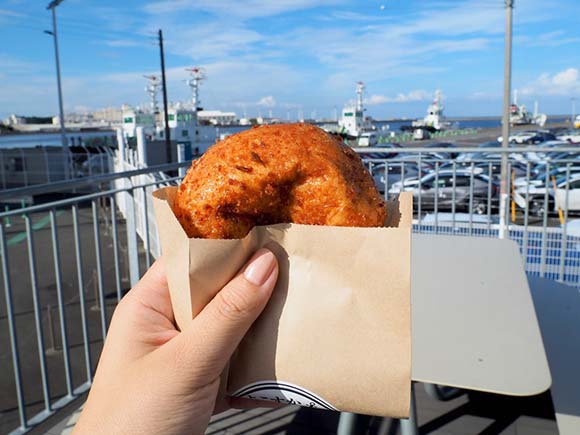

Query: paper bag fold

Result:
[153,187,411,417]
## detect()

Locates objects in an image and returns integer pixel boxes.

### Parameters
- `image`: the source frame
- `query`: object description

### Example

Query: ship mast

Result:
[143,75,160,113]
[185,66,206,110]
[356,81,365,112]
[434,89,444,114]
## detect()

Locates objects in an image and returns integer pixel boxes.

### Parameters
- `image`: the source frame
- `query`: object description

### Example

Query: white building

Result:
[121,107,156,138]
[198,110,237,125]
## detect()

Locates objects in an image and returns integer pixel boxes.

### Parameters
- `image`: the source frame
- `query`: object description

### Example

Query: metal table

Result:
[528,276,580,435]
[339,234,551,435]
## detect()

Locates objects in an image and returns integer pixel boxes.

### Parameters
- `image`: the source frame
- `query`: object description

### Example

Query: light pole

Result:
[45,0,69,178]
[499,0,514,239]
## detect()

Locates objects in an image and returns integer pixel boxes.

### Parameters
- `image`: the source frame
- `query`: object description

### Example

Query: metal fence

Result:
[1,147,580,434]
[0,146,114,191]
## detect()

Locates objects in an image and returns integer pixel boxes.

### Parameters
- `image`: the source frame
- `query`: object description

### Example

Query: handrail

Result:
[353,146,580,153]
[0,161,189,200]
[0,176,181,218]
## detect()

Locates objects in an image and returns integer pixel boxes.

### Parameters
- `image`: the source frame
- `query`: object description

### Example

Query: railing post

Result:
[177,143,187,178]
[46,304,59,354]
[125,186,141,286]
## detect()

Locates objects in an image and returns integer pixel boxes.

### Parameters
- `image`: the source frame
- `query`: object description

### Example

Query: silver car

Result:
[370,163,420,194]
[389,169,499,214]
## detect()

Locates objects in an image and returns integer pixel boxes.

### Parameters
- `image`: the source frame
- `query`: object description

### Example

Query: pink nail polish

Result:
[244,250,276,286]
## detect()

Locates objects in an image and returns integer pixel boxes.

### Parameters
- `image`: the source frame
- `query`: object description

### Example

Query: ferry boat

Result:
[337,81,373,138]
[411,90,451,132]
[509,90,547,127]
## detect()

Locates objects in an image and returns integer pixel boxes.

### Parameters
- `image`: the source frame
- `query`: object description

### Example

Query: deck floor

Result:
[43,383,558,435]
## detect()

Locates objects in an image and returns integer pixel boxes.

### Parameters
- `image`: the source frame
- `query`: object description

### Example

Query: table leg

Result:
[337,412,357,435]
[400,382,418,435]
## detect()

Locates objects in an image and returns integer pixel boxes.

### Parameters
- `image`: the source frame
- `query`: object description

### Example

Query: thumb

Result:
[169,248,278,381]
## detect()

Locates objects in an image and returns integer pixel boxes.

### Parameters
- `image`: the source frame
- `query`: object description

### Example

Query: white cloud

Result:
[144,0,344,18]
[365,90,432,105]
[0,53,41,75]
[257,96,276,107]
[516,30,580,47]
[0,8,23,17]
[521,68,580,96]
[105,39,143,48]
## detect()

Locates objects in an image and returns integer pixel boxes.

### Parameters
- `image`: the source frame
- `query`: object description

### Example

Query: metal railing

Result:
[0,162,187,434]
[0,147,115,191]
[1,147,579,433]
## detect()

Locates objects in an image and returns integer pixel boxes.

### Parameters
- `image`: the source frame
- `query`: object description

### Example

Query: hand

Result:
[74,248,279,435]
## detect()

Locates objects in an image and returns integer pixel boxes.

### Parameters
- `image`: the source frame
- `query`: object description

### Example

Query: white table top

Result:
[411,234,551,396]
[528,276,580,434]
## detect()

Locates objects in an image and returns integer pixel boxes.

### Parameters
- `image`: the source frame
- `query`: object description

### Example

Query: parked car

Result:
[359,143,403,159]
[424,142,460,159]
[371,162,420,193]
[498,131,537,144]
[556,130,580,143]
[514,166,580,188]
[455,141,506,163]
[358,132,378,147]
[522,141,571,163]
[389,168,499,214]
[513,173,580,216]
[522,132,557,144]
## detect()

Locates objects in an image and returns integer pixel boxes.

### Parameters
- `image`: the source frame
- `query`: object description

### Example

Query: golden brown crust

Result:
[174,123,386,239]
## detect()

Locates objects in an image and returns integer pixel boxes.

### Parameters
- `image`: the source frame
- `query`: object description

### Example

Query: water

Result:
[373,116,570,132]
[0,117,571,149]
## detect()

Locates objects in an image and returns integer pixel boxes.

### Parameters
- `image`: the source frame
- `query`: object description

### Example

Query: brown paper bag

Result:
[152,187,412,417]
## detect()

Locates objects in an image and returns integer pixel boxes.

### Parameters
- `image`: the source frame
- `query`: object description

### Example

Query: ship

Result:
[120,67,223,162]
[411,90,451,132]
[509,90,547,127]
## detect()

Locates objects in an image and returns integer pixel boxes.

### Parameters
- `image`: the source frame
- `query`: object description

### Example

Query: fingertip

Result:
[243,248,278,287]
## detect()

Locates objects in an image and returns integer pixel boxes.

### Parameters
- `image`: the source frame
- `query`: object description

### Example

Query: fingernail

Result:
[244,249,276,286]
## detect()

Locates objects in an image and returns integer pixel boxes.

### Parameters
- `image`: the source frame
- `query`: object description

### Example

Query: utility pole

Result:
[158,29,171,162]
[46,0,69,178]
[499,0,514,239]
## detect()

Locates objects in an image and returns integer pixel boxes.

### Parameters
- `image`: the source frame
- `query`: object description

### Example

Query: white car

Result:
[358,132,378,147]
[498,131,537,144]
[513,166,580,189]
[513,174,580,215]
[557,131,580,143]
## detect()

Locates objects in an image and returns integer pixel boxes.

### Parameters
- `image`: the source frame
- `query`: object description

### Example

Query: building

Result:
[92,106,124,124]
[198,110,237,125]
[121,106,156,138]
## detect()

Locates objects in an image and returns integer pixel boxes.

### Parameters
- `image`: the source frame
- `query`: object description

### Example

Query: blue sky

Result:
[1,0,579,120]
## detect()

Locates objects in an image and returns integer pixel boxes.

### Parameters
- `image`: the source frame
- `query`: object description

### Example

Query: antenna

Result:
[434,90,444,112]
[143,75,160,114]
[356,81,365,112]
[185,66,206,110]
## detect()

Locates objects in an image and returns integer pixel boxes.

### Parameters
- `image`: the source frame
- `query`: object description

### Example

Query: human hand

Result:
[74,248,279,435]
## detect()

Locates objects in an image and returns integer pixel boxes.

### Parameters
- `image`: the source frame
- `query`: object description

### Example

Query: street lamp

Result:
[499,0,514,239]
[46,0,69,178]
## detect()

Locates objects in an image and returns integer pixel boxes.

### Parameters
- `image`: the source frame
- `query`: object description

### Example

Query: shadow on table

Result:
[419,390,555,435]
